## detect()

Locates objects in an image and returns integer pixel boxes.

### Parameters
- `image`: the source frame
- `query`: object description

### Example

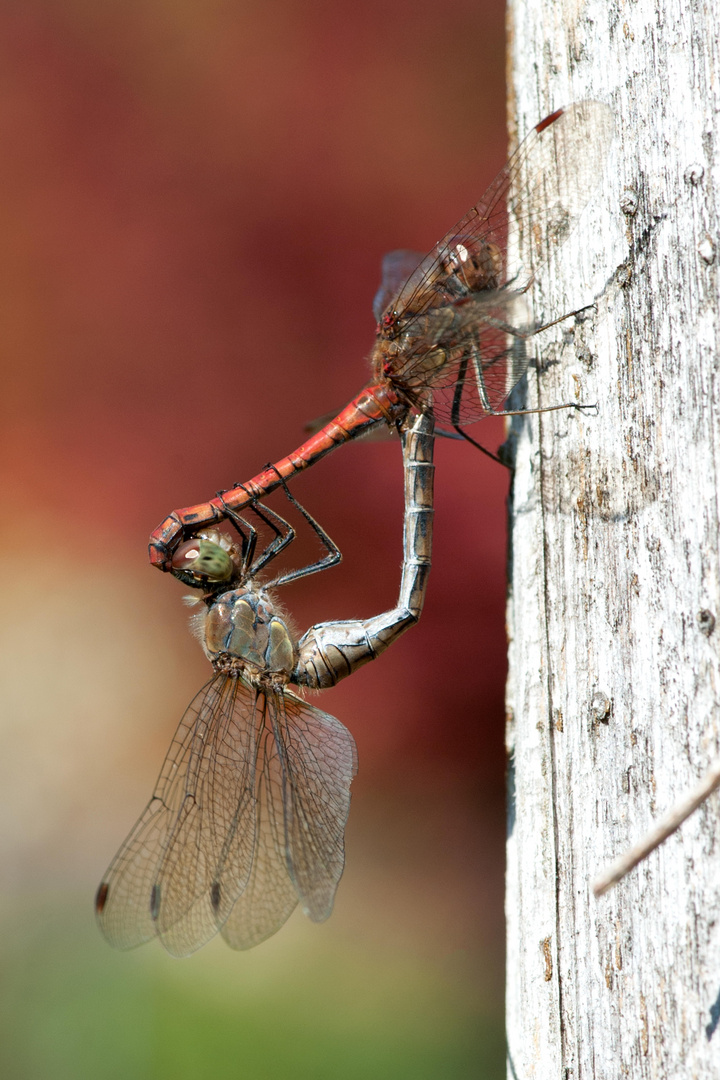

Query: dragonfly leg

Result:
[450,346,505,465]
[526,302,597,338]
[451,313,595,443]
[293,410,434,689]
[263,470,342,588]
[245,499,296,578]
[148,386,404,572]
[214,492,259,574]
[478,400,598,420]
[451,423,505,464]
[217,484,297,579]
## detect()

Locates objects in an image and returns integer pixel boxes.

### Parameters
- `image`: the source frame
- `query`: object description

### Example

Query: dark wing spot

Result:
[535,107,564,135]
[95,882,109,914]
[150,884,161,921]
[210,881,221,912]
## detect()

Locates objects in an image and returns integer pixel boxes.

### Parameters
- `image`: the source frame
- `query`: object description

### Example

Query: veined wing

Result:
[217,691,298,950]
[275,690,358,921]
[95,675,258,957]
[372,249,425,324]
[392,289,534,424]
[220,689,358,949]
[375,103,614,423]
[383,101,614,329]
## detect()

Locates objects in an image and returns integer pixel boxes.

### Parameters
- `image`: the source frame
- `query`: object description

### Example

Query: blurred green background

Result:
[0,1,509,1076]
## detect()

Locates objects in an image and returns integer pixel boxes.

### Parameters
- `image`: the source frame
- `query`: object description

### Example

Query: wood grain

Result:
[505,1,720,1074]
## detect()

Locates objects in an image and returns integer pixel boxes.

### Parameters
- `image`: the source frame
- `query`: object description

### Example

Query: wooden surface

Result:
[505,0,720,1075]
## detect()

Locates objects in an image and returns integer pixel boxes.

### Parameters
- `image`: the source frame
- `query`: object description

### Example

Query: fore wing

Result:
[220,690,358,949]
[376,102,614,423]
[386,101,615,326]
[97,679,357,956]
[95,676,257,957]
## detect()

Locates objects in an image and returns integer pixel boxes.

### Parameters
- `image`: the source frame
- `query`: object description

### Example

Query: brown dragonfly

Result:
[96,413,434,955]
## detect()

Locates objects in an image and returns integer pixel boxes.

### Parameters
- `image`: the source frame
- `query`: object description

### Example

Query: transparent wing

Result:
[95,676,258,957]
[376,101,614,424]
[275,690,358,921]
[394,290,534,424]
[372,249,425,323]
[218,695,299,950]
[96,678,358,956]
[220,690,358,949]
[385,101,614,326]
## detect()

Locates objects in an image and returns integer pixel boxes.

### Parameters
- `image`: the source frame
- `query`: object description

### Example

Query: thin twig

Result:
[592,755,720,897]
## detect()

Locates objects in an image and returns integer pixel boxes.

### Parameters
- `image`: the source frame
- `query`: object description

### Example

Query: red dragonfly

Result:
[150,101,613,573]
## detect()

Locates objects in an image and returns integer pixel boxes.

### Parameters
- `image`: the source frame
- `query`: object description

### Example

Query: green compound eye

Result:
[171,539,234,583]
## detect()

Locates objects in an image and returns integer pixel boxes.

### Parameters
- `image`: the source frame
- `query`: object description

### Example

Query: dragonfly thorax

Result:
[438,238,503,294]
[203,587,297,683]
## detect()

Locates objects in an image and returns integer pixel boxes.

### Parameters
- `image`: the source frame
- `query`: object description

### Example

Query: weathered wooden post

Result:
[505,1,720,1075]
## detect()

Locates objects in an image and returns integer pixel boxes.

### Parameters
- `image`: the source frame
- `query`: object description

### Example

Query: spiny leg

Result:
[475,303,599,419]
[263,468,341,588]
[452,383,596,452]
[451,312,597,459]
[451,422,506,464]
[217,483,297,579]
[244,499,297,578]
[450,347,505,465]
[214,489,259,575]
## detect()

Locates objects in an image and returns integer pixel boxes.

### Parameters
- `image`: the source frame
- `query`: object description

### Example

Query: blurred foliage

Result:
[0,1,508,1076]
[0,895,503,1080]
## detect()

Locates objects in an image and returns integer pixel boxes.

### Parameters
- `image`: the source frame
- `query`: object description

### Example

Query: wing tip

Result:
[95,881,109,914]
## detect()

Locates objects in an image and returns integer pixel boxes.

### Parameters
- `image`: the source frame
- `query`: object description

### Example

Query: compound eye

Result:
[171,539,234,582]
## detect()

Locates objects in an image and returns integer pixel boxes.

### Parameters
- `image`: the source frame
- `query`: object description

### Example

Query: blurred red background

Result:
[0,2,510,1077]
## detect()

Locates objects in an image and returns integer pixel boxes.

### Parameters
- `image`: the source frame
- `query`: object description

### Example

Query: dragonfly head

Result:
[377,310,399,338]
[171,537,236,590]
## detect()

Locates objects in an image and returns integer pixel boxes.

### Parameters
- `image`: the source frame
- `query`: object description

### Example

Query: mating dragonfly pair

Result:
[96,100,614,956]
